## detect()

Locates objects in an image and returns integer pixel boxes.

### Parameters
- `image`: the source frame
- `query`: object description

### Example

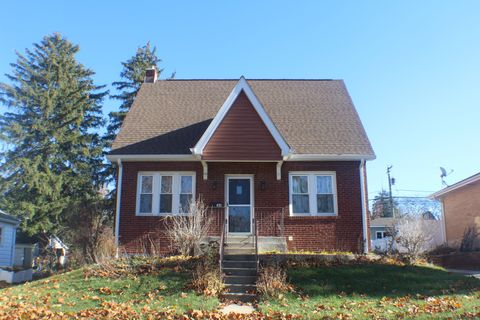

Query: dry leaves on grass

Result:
[0,300,306,320]
[83,255,199,279]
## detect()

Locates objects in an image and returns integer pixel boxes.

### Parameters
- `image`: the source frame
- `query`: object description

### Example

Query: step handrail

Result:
[219,215,227,271]
[253,216,259,273]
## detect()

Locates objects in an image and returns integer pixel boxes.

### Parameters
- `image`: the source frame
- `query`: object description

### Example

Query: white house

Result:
[0,210,20,267]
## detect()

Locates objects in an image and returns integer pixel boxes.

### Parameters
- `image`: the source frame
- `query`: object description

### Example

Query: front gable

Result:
[192,77,290,161]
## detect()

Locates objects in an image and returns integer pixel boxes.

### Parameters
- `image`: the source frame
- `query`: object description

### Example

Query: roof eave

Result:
[429,172,480,199]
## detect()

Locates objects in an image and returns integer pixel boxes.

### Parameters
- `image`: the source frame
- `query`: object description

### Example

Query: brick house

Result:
[108,72,375,255]
[431,172,480,249]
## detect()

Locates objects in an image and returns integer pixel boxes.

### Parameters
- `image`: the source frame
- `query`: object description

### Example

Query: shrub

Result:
[391,216,435,264]
[165,199,212,256]
[460,225,479,252]
[190,242,224,296]
[256,264,293,298]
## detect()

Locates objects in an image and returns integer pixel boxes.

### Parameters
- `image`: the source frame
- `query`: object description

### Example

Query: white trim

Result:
[359,160,369,254]
[115,159,123,257]
[430,172,480,199]
[107,153,376,163]
[225,175,254,235]
[276,161,283,180]
[288,154,376,161]
[135,171,196,216]
[192,77,291,157]
[201,160,208,180]
[288,171,338,217]
[107,154,196,162]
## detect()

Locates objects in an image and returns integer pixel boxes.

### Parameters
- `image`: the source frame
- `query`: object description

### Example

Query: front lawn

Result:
[258,264,480,319]
[0,262,219,318]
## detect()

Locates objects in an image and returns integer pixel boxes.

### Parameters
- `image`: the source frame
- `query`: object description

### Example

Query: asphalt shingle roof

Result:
[110,79,375,157]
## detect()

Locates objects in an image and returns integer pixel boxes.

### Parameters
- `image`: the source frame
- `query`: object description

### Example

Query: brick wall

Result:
[441,181,480,248]
[118,161,367,254]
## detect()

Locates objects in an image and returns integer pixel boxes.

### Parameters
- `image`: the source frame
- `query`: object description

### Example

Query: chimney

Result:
[144,66,158,83]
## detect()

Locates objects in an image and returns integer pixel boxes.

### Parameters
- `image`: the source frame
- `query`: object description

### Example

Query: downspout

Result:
[359,160,369,254]
[439,200,447,245]
[115,159,123,258]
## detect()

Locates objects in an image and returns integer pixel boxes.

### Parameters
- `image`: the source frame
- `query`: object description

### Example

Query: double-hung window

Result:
[289,172,337,216]
[136,172,195,216]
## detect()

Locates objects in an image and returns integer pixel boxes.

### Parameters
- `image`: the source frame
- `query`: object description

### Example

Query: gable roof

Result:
[193,77,290,157]
[109,79,375,159]
[430,171,480,199]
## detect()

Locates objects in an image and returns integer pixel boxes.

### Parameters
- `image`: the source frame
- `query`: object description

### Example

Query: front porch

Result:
[207,207,287,253]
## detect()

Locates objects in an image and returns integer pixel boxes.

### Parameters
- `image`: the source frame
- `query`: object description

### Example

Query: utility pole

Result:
[387,165,394,218]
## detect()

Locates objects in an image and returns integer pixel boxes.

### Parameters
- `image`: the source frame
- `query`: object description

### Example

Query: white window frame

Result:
[289,171,338,216]
[136,172,196,216]
[376,231,387,239]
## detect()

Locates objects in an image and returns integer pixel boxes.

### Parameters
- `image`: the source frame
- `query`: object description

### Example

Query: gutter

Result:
[359,160,369,254]
[115,158,123,258]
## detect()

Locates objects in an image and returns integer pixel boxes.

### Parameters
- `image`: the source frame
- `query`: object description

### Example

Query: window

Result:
[376,231,387,239]
[136,172,195,215]
[289,172,337,216]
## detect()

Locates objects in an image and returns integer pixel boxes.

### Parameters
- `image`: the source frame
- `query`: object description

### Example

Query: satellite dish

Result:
[440,167,454,186]
[440,167,447,178]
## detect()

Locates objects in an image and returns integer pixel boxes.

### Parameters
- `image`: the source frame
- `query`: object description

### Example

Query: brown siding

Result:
[118,161,366,254]
[442,181,480,248]
[202,91,282,160]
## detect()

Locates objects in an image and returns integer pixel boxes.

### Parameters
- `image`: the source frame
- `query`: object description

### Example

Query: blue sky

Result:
[1,1,479,199]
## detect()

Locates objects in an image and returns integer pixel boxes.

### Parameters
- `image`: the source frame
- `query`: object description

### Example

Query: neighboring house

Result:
[370,217,395,240]
[0,211,20,267]
[370,215,443,252]
[108,73,375,255]
[431,172,480,249]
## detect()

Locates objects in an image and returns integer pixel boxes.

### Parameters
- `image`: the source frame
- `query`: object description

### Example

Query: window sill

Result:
[135,213,190,217]
[289,213,338,218]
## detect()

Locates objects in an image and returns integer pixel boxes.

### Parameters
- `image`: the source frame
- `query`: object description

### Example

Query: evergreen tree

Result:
[0,33,107,235]
[371,190,399,219]
[106,42,163,145]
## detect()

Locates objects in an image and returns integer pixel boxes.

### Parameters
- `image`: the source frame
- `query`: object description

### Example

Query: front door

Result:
[226,176,253,234]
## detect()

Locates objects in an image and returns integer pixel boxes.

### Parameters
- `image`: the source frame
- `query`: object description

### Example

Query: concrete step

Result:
[221,292,257,303]
[224,283,256,294]
[223,254,256,261]
[224,275,257,285]
[223,260,256,269]
[223,267,257,277]
[224,248,256,255]
[225,242,255,249]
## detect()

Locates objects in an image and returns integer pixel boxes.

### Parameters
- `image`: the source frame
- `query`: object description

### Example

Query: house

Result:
[370,217,395,240]
[431,172,480,249]
[108,73,375,255]
[0,210,19,267]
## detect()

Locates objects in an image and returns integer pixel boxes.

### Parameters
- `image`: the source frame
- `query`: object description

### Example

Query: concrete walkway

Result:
[219,303,255,315]
[447,269,480,279]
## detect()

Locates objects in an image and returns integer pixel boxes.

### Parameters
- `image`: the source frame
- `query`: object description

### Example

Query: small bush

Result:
[460,225,479,252]
[257,264,293,298]
[190,241,224,296]
[165,199,212,256]
[191,263,224,296]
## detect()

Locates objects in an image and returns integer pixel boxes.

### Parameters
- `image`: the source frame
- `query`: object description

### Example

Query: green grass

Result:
[257,264,480,319]
[0,267,219,314]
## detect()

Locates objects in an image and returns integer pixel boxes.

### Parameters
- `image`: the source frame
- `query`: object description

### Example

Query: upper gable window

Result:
[136,172,195,216]
[289,172,338,216]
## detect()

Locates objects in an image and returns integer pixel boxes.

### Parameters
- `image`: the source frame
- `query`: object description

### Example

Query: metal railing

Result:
[219,216,226,271]
[253,216,259,272]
